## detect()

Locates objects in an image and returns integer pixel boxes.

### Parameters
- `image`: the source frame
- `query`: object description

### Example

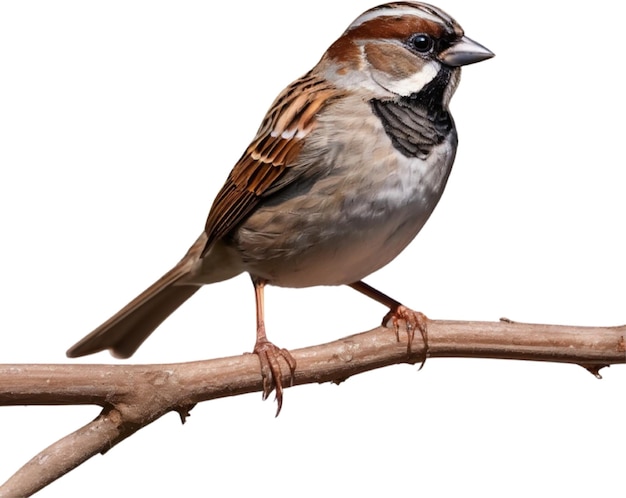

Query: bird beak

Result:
[439,36,494,67]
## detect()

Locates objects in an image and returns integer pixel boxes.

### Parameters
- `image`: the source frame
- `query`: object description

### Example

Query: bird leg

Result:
[349,280,428,365]
[251,277,296,416]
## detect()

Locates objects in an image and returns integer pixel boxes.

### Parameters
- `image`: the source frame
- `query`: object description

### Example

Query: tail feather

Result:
[67,233,209,358]
[67,271,200,358]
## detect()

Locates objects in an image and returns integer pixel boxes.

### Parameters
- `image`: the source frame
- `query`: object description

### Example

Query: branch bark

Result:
[1,319,624,496]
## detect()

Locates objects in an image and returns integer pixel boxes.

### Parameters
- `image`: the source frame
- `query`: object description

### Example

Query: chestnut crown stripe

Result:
[350,2,457,30]
[328,3,462,64]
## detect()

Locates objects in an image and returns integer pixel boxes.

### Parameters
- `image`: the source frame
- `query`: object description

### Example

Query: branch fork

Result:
[1,319,624,496]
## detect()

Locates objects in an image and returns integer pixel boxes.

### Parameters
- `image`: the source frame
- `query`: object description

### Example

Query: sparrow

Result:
[67,1,493,413]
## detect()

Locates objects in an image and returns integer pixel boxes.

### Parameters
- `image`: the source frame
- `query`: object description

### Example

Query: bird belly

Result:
[233,139,455,288]
[259,201,432,287]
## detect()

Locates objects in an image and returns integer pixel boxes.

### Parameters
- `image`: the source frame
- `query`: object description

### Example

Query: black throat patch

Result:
[370,68,454,158]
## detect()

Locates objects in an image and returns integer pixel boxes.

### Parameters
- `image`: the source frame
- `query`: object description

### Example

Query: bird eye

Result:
[409,34,434,53]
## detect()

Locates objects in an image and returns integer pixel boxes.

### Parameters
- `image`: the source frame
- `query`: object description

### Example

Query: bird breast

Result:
[232,95,458,288]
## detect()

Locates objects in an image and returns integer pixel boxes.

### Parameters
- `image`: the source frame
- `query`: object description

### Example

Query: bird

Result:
[67,1,494,414]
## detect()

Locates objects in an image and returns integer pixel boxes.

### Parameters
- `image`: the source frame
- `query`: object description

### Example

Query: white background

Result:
[1,1,624,496]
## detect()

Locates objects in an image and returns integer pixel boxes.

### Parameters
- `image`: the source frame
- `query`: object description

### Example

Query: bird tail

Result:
[66,233,208,359]
[66,267,200,359]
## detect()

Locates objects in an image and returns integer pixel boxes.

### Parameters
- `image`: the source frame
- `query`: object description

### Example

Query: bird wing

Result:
[202,72,344,253]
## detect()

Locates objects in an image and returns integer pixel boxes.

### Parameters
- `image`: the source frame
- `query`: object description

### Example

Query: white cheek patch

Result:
[371,60,439,96]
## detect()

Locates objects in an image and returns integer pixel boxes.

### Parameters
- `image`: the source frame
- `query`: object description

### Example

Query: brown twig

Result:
[0,319,624,496]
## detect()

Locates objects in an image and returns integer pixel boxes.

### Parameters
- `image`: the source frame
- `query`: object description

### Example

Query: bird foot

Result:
[253,339,296,416]
[382,305,429,367]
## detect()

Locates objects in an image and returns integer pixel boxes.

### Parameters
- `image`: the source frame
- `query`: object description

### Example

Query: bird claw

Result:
[253,339,296,416]
[382,305,429,368]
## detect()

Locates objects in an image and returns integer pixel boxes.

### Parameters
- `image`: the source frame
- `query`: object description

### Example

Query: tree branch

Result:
[1,319,624,496]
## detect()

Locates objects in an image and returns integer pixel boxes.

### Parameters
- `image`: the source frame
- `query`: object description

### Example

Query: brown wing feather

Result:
[202,72,345,252]
[67,73,344,358]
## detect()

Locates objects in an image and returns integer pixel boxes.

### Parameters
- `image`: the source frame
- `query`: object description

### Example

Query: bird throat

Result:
[370,67,453,159]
